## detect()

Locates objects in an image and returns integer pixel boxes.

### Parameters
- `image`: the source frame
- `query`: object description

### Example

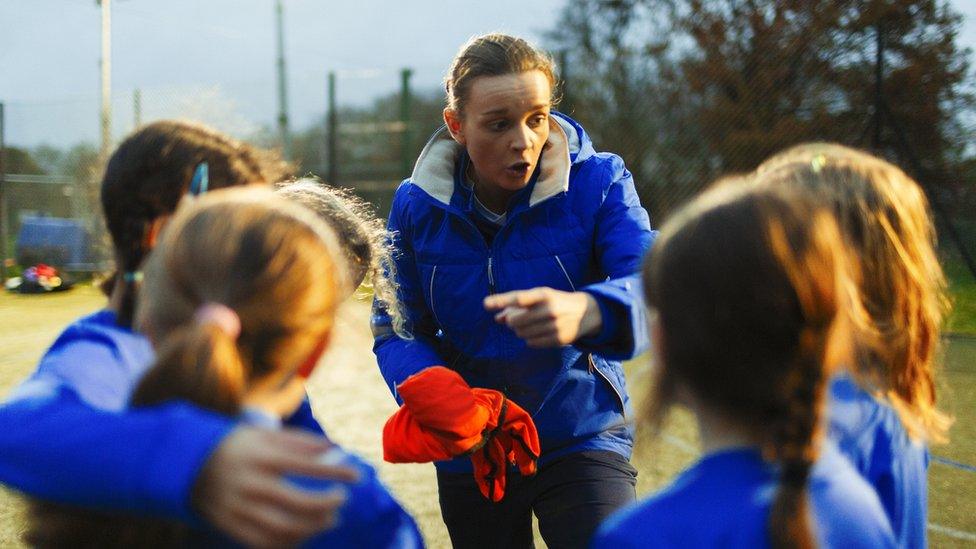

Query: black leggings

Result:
[437,450,637,549]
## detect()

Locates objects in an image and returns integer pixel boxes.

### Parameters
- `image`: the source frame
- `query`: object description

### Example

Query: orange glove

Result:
[383,366,541,502]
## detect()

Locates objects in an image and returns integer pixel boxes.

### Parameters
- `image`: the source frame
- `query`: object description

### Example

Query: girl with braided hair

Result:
[27,187,421,548]
[593,183,894,548]
[755,143,952,548]
[1,121,363,547]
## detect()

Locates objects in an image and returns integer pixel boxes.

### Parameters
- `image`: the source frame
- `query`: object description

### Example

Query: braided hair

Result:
[100,120,292,327]
[643,182,851,548]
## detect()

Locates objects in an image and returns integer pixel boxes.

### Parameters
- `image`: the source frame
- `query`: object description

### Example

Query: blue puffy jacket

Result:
[373,112,655,471]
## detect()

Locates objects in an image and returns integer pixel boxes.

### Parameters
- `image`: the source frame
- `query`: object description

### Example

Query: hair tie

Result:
[122,271,144,283]
[194,302,241,339]
[810,154,827,174]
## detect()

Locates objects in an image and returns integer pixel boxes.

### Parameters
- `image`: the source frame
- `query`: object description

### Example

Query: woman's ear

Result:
[443,108,466,146]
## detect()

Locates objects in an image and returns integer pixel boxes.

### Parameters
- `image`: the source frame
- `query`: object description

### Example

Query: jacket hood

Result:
[409,111,594,207]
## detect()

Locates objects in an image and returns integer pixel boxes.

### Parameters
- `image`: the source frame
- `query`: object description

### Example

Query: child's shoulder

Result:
[810,444,896,547]
[290,445,422,549]
[828,374,921,474]
[41,309,149,360]
[26,309,154,410]
[594,449,772,548]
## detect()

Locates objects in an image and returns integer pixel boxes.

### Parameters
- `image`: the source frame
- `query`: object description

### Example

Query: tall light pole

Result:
[275,0,291,160]
[99,0,112,163]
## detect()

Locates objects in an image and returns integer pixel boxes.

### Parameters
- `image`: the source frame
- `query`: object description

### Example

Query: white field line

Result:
[927,523,976,542]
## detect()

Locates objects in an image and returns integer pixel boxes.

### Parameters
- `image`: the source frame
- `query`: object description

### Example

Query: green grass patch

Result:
[944,256,976,336]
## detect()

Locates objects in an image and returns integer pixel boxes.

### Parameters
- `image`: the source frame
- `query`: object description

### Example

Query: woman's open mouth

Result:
[506,161,530,178]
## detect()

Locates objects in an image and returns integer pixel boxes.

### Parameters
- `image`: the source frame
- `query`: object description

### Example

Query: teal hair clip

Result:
[189,162,210,196]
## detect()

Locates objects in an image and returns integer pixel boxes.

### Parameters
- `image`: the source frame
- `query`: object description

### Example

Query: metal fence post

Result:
[327,71,337,185]
[0,101,7,282]
[400,68,413,179]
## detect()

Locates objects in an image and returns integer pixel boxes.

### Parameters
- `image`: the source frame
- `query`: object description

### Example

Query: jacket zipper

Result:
[487,256,495,294]
[554,255,576,291]
[429,265,443,328]
[589,353,626,417]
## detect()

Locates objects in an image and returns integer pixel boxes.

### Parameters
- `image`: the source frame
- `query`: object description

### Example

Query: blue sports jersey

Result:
[191,409,424,549]
[0,308,324,520]
[9,310,155,410]
[829,373,928,548]
[592,444,895,548]
[292,448,423,548]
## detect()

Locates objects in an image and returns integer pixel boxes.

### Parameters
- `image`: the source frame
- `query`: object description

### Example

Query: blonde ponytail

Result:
[131,324,247,414]
[27,187,343,546]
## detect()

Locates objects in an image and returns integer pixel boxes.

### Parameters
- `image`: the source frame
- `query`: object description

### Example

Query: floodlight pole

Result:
[133,88,142,129]
[99,0,112,164]
[0,101,7,282]
[275,0,292,160]
[327,71,337,184]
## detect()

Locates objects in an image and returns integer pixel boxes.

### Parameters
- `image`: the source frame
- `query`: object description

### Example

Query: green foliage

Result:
[1,147,45,175]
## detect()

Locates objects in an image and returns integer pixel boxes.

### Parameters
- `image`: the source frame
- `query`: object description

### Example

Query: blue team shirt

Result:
[192,409,424,549]
[829,373,928,548]
[11,308,323,432]
[10,310,155,410]
[1,308,418,544]
[592,444,895,548]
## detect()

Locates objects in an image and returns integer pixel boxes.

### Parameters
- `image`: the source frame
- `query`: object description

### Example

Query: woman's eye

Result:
[528,115,548,127]
[489,120,508,131]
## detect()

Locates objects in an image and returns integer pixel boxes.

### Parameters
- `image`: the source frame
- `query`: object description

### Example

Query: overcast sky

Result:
[1,0,974,149]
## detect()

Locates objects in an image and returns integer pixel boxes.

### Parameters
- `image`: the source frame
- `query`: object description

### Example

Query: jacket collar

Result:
[409,112,584,208]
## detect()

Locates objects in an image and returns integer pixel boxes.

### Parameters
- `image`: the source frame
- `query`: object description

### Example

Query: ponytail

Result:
[25,322,249,547]
[131,324,247,414]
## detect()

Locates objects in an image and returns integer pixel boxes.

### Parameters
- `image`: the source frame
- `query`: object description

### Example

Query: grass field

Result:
[946,257,976,335]
[0,284,974,547]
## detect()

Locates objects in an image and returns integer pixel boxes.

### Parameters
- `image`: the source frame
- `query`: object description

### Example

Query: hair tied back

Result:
[194,302,241,339]
[810,155,827,174]
[189,162,210,196]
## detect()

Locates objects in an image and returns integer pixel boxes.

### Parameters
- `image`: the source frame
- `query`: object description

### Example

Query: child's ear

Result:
[443,108,466,146]
[143,216,171,250]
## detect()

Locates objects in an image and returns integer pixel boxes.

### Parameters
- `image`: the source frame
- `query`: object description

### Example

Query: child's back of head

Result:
[756,143,950,443]
[100,120,293,327]
[28,187,346,546]
[643,182,852,548]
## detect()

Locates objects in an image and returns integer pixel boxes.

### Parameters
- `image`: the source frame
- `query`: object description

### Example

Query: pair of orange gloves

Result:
[382,367,541,502]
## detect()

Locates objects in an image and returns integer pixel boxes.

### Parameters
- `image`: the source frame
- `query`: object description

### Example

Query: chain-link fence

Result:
[3,3,973,284]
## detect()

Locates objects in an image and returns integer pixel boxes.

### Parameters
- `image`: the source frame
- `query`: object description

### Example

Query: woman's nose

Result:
[510,124,535,151]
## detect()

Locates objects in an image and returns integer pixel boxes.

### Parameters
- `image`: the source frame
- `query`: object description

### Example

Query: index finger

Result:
[484,288,547,311]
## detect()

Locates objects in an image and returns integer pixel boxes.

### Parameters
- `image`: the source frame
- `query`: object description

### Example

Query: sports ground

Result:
[1,284,973,547]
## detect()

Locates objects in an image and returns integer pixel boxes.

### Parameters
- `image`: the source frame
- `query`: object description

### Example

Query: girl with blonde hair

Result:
[755,143,951,547]
[1,121,354,546]
[29,188,421,548]
[595,183,894,548]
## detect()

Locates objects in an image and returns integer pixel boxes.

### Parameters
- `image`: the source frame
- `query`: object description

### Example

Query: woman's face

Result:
[445,70,551,194]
